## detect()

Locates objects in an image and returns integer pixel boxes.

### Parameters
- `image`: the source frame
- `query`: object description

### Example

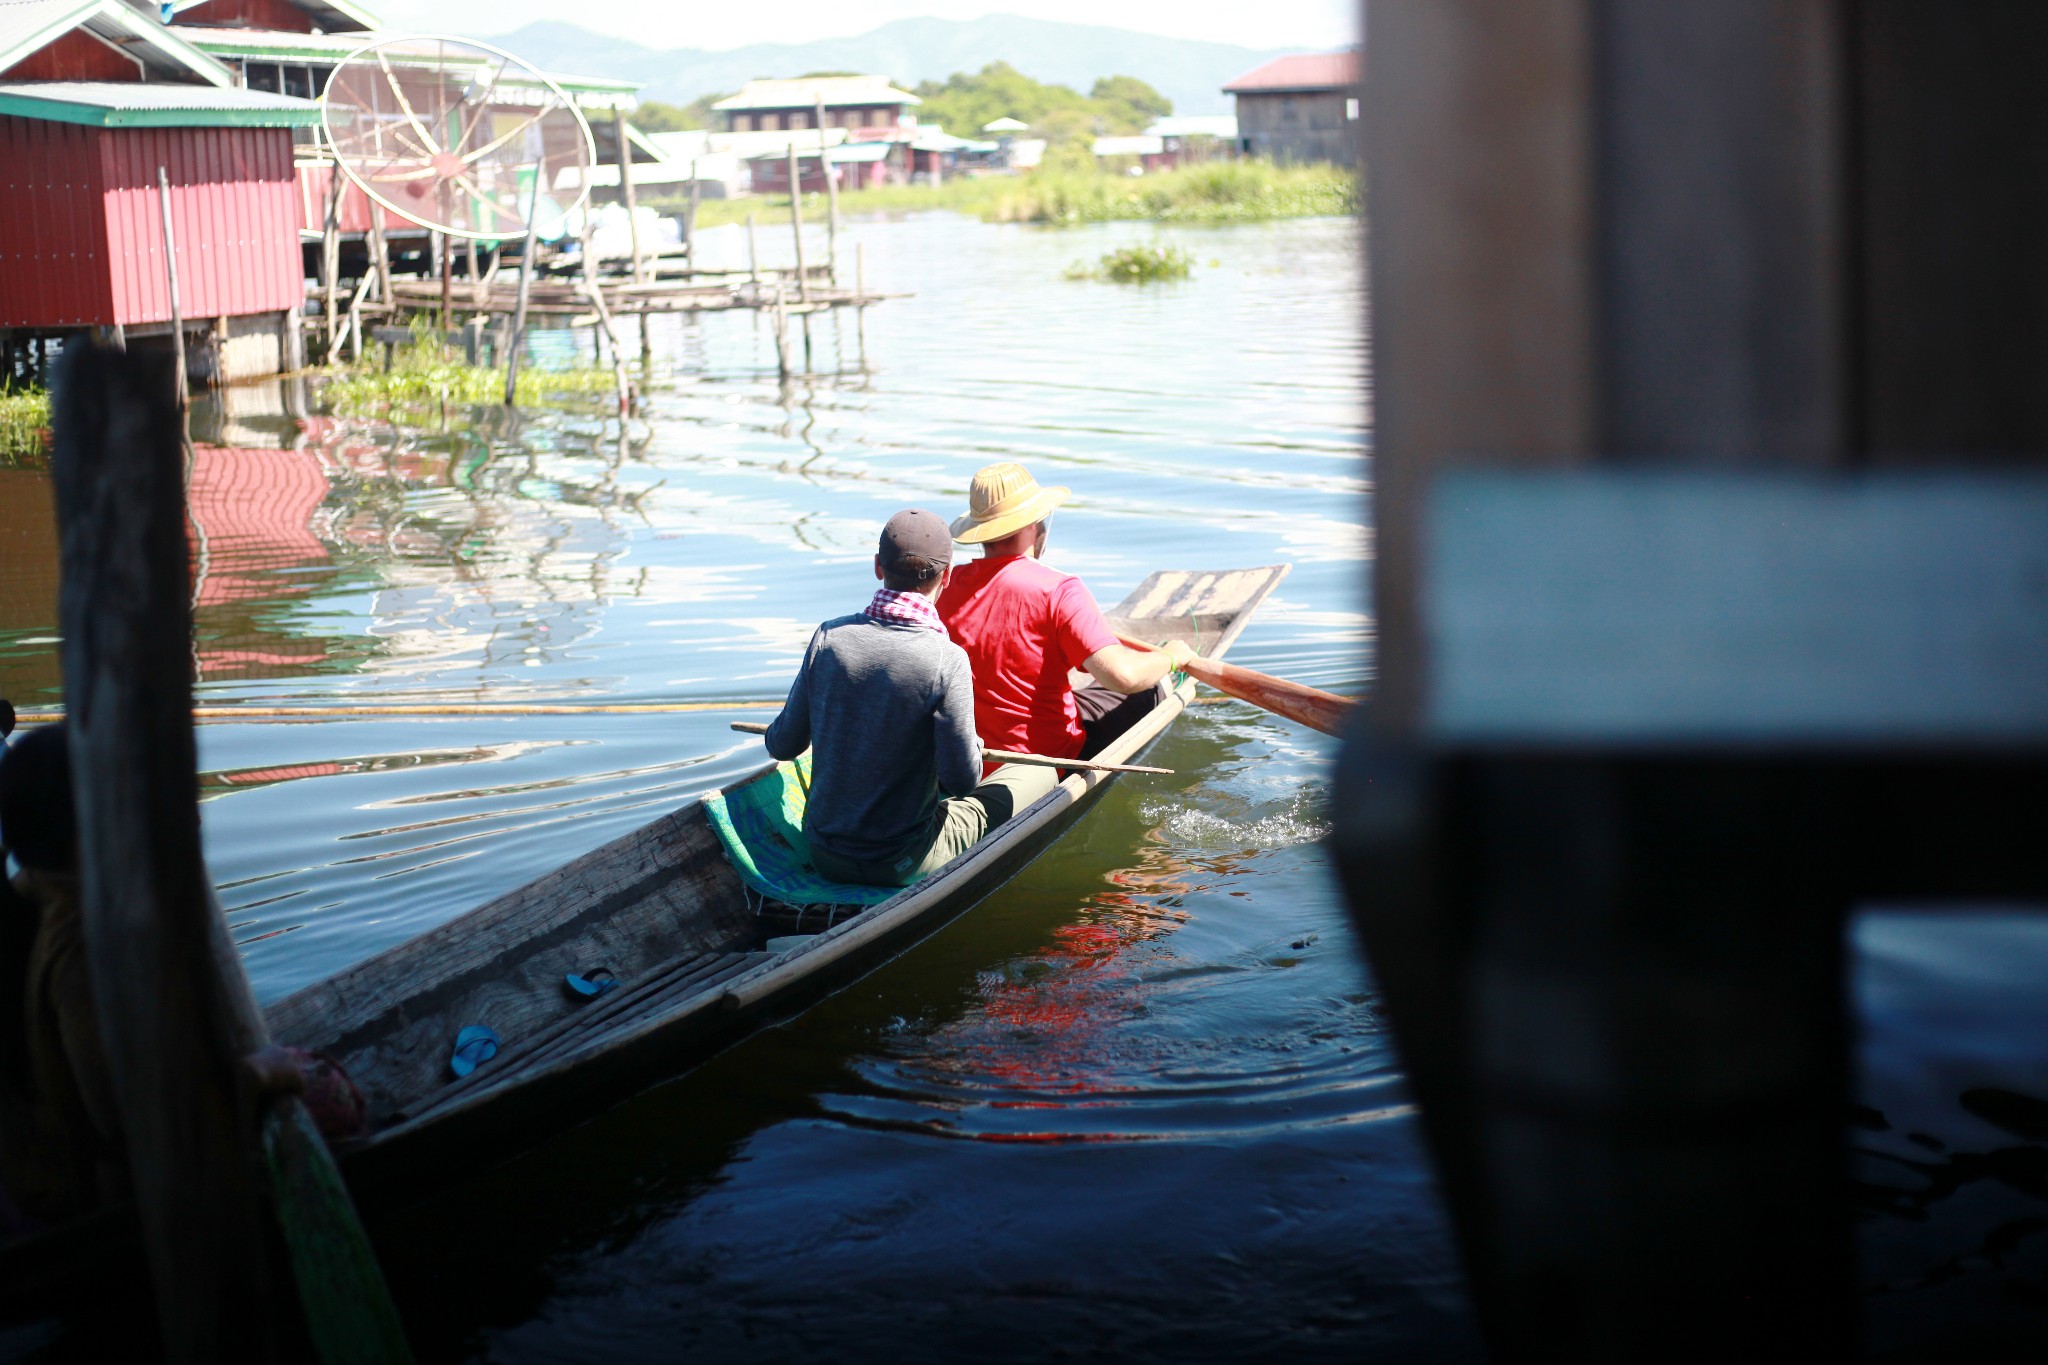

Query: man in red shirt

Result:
[938,462,1196,764]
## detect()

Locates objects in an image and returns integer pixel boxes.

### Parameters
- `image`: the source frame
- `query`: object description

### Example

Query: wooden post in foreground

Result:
[53,342,280,1360]
[53,342,414,1365]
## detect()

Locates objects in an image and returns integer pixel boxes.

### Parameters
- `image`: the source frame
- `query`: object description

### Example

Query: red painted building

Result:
[0,0,323,377]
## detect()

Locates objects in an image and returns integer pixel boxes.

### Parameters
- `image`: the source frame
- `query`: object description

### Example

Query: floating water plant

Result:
[1066,244,1194,283]
[323,318,616,417]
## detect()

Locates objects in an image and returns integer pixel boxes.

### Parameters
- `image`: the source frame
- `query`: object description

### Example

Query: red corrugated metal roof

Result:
[1223,51,1360,94]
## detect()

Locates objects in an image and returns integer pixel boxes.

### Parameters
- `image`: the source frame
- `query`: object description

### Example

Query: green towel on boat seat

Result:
[704,755,901,909]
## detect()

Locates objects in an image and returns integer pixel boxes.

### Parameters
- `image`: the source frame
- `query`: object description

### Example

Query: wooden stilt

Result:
[746,213,761,288]
[579,222,632,414]
[771,281,791,379]
[154,168,185,408]
[367,217,389,306]
[785,144,810,303]
[855,240,869,368]
[503,188,542,407]
[686,158,700,264]
[815,97,840,284]
[321,168,343,365]
[613,106,644,284]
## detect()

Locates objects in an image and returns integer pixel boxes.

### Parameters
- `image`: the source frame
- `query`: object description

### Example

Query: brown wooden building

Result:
[1223,51,1360,165]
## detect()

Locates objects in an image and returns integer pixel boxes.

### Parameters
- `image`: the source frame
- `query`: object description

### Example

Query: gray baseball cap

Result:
[878,508,954,567]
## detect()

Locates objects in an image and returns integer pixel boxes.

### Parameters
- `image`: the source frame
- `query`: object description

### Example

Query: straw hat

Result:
[950,462,1070,543]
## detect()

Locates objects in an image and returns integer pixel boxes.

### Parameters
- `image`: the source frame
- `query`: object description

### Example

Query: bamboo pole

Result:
[612,106,644,283]
[729,721,1172,776]
[154,168,186,409]
[3,691,1301,729]
[815,97,840,283]
[785,143,810,302]
[746,213,761,287]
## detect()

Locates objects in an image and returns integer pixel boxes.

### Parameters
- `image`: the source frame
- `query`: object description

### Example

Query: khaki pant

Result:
[810,762,1059,888]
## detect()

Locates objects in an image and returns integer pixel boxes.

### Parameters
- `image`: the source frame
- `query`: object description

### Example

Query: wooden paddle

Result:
[729,721,1172,776]
[1119,634,1355,737]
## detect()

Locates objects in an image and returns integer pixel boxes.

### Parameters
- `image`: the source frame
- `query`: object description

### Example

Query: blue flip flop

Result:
[564,969,620,1000]
[450,1025,499,1077]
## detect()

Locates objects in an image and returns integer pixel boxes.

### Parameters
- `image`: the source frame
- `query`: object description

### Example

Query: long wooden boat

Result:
[0,564,1286,1294]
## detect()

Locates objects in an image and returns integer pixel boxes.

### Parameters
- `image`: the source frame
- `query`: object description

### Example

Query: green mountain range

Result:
[487,14,1308,118]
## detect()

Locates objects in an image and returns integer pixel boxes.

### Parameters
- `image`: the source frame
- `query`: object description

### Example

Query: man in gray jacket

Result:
[765,509,1056,888]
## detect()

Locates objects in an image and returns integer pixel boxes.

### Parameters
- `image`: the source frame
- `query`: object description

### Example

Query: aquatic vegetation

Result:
[689,158,1357,230]
[323,322,614,417]
[993,159,1358,225]
[1065,244,1194,283]
[0,387,50,461]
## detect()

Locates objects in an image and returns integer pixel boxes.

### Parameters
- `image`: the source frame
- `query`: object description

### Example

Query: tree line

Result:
[630,63,1172,144]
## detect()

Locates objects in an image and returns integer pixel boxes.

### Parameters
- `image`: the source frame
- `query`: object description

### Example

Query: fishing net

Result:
[704,756,900,909]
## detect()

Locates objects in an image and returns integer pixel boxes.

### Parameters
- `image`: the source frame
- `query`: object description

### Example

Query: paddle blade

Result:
[1182,657,1355,737]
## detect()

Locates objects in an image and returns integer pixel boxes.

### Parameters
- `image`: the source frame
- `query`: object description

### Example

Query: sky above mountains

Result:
[374,0,1358,54]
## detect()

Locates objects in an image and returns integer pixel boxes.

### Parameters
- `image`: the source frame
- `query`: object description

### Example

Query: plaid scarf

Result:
[865,588,948,635]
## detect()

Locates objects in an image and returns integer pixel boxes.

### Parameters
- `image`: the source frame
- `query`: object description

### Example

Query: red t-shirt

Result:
[938,555,1119,762]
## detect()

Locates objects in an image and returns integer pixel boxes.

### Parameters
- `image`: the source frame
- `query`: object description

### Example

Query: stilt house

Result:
[0,0,322,380]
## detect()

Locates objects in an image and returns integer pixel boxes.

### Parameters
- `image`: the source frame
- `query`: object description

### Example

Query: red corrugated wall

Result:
[0,116,113,327]
[98,124,302,326]
[295,162,418,235]
[0,118,301,328]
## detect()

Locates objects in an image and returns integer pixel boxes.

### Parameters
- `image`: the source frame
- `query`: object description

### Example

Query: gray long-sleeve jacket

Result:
[763,613,982,865]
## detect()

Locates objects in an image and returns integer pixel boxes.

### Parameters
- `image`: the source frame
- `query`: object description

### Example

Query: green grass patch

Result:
[323,322,615,419]
[672,158,1355,232]
[0,388,50,462]
[1066,244,1194,283]
[675,176,1008,229]
[995,159,1358,225]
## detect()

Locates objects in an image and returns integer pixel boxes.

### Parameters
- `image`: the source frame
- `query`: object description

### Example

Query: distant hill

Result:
[488,14,1302,119]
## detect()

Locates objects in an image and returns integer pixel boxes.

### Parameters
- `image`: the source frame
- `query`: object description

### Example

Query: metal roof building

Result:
[0,6,320,379]
[1221,50,1361,166]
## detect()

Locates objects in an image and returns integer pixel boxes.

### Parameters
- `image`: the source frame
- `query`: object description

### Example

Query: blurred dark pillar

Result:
[1342,2,2048,1359]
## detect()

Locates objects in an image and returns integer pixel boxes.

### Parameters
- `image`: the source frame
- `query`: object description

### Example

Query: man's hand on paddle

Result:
[1082,637,1200,693]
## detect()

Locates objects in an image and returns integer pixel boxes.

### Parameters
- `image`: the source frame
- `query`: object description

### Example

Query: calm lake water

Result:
[2,211,2041,1362]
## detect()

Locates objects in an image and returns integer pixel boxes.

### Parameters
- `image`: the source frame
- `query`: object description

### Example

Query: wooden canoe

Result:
[0,564,1287,1293]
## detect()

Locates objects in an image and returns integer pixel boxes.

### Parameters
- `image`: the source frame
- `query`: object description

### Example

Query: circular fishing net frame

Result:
[320,33,596,241]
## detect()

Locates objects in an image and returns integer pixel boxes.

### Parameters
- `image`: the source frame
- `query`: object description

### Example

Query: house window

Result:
[1346,97,1360,120]
[1280,96,1299,123]
[245,62,281,92]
